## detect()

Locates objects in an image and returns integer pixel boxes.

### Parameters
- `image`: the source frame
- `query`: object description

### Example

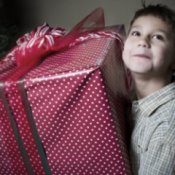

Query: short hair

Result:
[130,3,175,33]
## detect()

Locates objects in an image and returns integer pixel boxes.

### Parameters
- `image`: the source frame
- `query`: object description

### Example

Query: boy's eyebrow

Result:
[127,25,141,33]
[130,25,169,35]
[130,25,141,30]
[127,25,139,35]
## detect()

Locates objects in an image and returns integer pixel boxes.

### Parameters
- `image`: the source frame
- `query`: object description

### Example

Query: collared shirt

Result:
[131,82,175,175]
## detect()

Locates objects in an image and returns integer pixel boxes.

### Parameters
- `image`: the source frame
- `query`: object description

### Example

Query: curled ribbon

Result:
[5,8,124,81]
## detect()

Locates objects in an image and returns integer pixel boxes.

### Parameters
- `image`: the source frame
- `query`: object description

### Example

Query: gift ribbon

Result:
[0,84,34,175]
[17,81,52,175]
[5,7,123,81]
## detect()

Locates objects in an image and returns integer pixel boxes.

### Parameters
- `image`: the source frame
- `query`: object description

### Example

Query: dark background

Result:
[0,0,175,58]
[0,0,38,57]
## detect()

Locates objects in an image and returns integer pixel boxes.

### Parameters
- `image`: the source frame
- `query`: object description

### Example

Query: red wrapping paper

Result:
[0,8,131,175]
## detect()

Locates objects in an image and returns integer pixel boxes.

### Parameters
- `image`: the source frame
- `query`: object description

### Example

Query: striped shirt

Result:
[130,82,175,175]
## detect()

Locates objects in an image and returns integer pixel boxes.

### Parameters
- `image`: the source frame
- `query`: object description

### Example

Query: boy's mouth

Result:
[133,54,151,59]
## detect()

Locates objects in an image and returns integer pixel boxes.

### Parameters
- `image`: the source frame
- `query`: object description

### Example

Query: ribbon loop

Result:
[5,8,124,81]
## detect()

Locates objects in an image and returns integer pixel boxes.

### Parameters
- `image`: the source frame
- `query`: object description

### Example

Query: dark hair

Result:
[130,3,175,32]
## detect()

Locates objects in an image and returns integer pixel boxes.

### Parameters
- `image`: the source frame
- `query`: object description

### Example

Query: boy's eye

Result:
[130,31,140,36]
[152,34,164,41]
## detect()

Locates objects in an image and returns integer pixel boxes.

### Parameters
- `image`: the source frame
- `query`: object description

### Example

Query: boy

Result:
[122,4,175,175]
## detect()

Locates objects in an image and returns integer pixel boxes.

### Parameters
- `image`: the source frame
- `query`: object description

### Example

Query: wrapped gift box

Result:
[0,8,131,175]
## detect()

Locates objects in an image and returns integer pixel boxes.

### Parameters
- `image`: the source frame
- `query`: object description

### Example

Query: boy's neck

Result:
[133,76,171,99]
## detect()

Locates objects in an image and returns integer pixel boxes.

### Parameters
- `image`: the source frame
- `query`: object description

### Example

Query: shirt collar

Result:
[133,82,175,117]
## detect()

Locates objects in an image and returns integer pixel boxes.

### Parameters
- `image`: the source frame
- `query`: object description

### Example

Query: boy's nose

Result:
[137,38,150,48]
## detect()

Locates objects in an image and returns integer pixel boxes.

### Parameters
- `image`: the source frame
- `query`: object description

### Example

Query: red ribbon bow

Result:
[5,8,123,81]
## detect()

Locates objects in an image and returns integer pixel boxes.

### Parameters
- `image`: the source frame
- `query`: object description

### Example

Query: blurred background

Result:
[0,0,174,57]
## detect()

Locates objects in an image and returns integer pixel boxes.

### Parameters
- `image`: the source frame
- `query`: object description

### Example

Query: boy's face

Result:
[122,15,175,80]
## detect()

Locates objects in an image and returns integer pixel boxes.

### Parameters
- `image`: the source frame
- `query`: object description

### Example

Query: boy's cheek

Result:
[122,50,126,62]
[122,50,125,60]
[122,50,129,67]
[122,47,129,60]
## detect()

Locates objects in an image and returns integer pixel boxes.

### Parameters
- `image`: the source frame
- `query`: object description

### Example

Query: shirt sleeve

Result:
[139,140,175,175]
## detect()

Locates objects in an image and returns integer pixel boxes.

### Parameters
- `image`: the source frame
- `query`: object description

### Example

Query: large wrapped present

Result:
[0,8,132,175]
